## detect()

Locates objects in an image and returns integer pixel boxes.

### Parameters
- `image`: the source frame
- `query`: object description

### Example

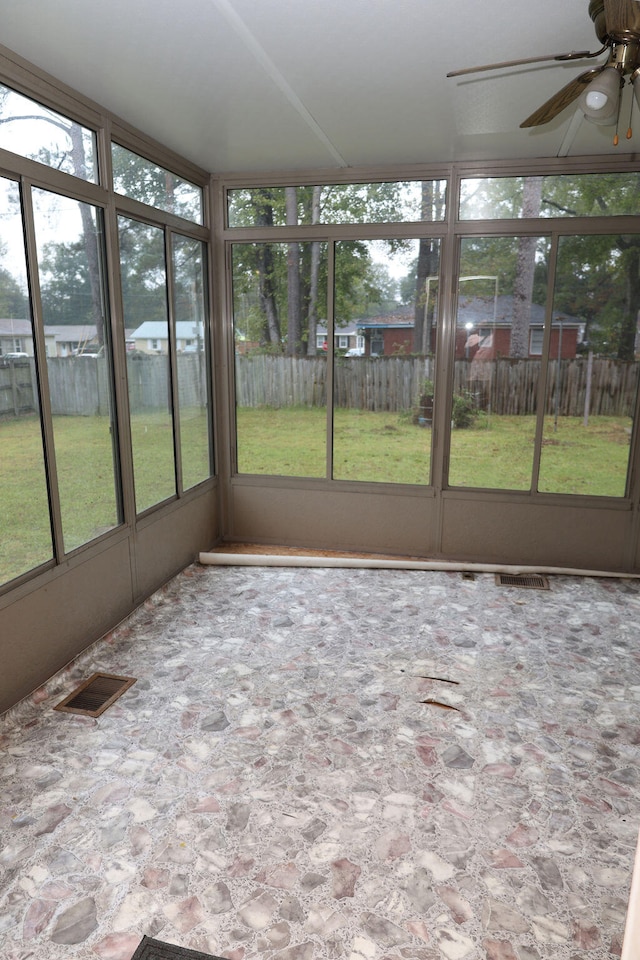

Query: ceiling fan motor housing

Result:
[589,0,640,44]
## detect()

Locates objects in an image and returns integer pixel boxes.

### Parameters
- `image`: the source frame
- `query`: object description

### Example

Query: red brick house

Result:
[354,298,584,358]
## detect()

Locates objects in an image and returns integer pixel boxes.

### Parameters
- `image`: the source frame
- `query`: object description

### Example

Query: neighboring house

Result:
[356,310,415,356]
[342,298,584,359]
[1,320,101,357]
[43,325,101,356]
[456,295,584,360]
[0,319,51,357]
[129,320,205,354]
[0,320,145,358]
[316,323,364,354]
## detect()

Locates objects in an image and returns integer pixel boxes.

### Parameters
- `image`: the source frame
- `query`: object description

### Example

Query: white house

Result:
[128,320,206,354]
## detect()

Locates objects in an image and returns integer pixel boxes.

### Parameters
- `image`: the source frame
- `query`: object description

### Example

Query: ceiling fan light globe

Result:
[578,66,621,124]
[585,89,609,109]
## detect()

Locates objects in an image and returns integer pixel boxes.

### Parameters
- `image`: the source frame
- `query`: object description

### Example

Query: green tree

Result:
[542,174,640,359]
[231,183,409,355]
[37,239,94,325]
[0,263,28,318]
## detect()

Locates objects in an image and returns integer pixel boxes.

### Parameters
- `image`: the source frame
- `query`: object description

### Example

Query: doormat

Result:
[131,936,228,960]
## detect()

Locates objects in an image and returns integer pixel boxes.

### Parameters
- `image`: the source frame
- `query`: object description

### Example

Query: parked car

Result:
[0,352,29,365]
[345,347,365,357]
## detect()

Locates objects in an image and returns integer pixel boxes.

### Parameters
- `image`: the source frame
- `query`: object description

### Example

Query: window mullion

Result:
[165,228,183,496]
[531,233,560,494]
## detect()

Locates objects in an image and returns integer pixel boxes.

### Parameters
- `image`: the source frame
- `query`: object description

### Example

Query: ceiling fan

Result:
[448,0,640,136]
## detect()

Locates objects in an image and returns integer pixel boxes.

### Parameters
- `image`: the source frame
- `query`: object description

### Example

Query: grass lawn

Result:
[237,407,633,496]
[450,413,632,495]
[1,406,632,587]
[539,414,632,497]
[0,409,211,587]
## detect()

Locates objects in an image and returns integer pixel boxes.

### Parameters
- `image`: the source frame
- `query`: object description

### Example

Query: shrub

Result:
[451,390,478,429]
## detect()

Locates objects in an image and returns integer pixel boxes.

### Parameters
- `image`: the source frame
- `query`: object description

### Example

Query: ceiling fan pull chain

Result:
[613,79,624,144]
[627,82,634,138]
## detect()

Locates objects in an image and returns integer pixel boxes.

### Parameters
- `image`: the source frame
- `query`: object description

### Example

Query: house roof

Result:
[42,325,99,341]
[457,295,584,329]
[347,298,583,331]
[316,322,360,337]
[131,321,205,339]
[357,309,414,330]
[0,319,33,337]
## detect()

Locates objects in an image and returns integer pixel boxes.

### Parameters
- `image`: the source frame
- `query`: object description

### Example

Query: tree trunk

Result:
[285,186,302,356]
[307,186,322,356]
[414,240,439,355]
[70,125,105,346]
[510,176,543,358]
[619,244,640,361]
[413,182,442,355]
[254,191,281,345]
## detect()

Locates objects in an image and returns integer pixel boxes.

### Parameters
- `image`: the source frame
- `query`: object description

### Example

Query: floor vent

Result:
[132,935,227,959]
[54,672,136,717]
[495,573,550,591]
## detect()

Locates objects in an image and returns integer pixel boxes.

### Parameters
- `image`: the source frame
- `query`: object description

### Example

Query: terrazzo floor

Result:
[2,562,640,960]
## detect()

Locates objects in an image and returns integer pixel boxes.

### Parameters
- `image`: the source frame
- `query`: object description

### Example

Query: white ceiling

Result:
[3,0,639,175]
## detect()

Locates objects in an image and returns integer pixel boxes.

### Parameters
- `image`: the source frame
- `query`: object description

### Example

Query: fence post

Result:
[583,351,593,427]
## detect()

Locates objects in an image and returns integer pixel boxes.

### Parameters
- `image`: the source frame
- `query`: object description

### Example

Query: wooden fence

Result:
[234,355,435,412]
[2,354,638,419]
[236,354,640,417]
[0,355,208,419]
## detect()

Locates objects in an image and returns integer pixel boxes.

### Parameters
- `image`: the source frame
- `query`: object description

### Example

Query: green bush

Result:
[451,390,478,429]
[413,379,478,429]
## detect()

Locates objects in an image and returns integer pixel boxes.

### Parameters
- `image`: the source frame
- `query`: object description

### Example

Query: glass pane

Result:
[232,240,328,477]
[538,234,640,497]
[228,180,447,226]
[0,178,53,585]
[172,235,211,489]
[448,235,551,490]
[119,217,176,511]
[0,83,97,182]
[112,144,203,223]
[33,188,120,552]
[332,239,438,484]
[460,172,640,220]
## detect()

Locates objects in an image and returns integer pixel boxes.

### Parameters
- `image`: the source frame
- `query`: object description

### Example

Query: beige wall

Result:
[0,486,218,714]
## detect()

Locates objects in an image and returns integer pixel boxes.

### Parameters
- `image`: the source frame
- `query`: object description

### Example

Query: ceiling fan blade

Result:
[603,0,640,38]
[446,50,595,79]
[520,67,604,127]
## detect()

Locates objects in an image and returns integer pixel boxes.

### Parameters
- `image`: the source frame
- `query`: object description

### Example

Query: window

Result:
[0,83,98,182]
[537,234,640,498]
[529,328,544,355]
[112,144,203,224]
[119,217,176,512]
[232,241,328,478]
[449,236,551,491]
[228,180,447,227]
[460,172,640,220]
[171,235,211,490]
[32,187,121,554]
[333,238,439,485]
[338,335,349,349]
[0,177,52,587]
